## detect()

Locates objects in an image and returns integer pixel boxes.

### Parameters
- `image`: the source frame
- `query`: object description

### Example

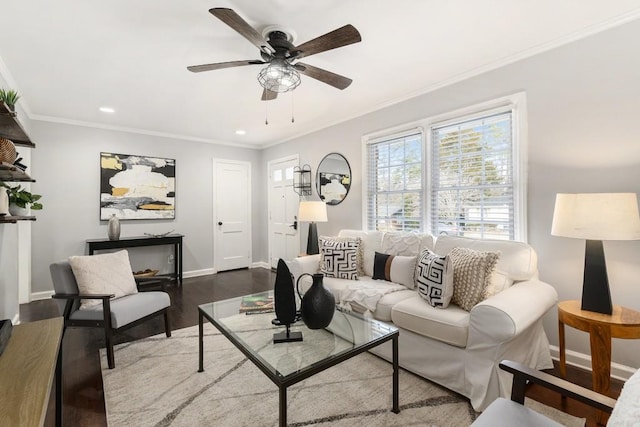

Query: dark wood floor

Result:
[21,267,621,427]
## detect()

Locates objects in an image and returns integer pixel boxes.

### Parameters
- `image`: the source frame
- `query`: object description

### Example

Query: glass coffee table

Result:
[198,291,400,427]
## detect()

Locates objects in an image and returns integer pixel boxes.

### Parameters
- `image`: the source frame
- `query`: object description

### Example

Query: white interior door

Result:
[213,159,251,272]
[268,156,300,268]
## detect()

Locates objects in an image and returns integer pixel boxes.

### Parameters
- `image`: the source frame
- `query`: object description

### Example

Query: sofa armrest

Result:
[469,280,558,343]
[288,254,321,281]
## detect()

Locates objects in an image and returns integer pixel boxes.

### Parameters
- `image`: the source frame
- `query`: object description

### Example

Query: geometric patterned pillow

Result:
[415,249,454,308]
[319,236,363,276]
[320,238,359,280]
[449,247,500,311]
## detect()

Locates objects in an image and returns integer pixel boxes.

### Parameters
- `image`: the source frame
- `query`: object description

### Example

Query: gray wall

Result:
[262,20,640,369]
[29,121,264,294]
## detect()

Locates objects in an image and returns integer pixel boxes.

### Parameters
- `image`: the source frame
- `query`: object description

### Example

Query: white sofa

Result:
[289,229,558,411]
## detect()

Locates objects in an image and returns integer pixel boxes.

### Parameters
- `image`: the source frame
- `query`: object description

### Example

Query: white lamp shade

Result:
[551,193,640,240]
[298,201,328,223]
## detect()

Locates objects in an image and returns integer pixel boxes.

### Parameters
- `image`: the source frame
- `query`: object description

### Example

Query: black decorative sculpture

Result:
[273,259,303,343]
[296,273,335,329]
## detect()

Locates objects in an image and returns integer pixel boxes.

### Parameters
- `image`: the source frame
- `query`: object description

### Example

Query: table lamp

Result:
[298,201,328,255]
[551,193,640,314]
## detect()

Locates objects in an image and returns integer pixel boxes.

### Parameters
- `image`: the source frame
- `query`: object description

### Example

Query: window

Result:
[363,93,527,241]
[365,131,423,231]
[431,110,515,240]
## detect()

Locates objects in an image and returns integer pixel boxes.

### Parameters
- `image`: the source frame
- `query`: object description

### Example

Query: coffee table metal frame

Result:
[198,296,399,427]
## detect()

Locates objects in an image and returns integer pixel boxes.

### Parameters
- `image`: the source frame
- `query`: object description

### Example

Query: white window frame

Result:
[362,92,528,241]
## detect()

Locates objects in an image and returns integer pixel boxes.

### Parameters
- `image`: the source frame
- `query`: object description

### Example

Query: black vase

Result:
[296,273,335,329]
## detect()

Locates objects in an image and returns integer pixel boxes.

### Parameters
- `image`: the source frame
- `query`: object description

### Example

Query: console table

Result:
[0,317,64,427]
[87,234,183,284]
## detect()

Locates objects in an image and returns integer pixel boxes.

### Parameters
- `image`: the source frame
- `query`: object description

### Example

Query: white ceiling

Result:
[1,1,640,148]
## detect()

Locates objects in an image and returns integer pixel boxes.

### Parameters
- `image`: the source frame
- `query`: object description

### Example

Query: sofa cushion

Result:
[68,250,138,310]
[416,249,454,308]
[450,247,500,311]
[435,235,537,282]
[338,230,384,276]
[319,237,359,280]
[381,232,435,257]
[372,252,417,288]
[391,295,470,347]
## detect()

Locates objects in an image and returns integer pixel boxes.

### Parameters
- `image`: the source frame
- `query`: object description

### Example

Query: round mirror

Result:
[316,153,351,205]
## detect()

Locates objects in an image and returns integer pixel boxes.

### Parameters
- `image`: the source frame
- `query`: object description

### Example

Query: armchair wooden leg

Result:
[103,298,115,369]
[105,327,115,369]
[164,310,171,338]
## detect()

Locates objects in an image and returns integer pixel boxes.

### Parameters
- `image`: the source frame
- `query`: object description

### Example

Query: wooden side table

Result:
[558,300,640,396]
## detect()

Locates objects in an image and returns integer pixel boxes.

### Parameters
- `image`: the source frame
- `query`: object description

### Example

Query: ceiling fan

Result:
[187,8,362,101]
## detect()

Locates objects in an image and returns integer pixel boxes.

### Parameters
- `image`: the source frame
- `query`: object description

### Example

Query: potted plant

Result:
[0,183,42,216]
[0,88,20,111]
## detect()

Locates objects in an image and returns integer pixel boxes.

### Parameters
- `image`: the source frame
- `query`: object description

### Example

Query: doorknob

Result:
[289,220,298,230]
[218,221,223,226]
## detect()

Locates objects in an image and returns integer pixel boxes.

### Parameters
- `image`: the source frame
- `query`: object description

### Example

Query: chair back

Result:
[50,261,81,315]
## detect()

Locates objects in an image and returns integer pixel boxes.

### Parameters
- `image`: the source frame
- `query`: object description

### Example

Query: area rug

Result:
[101,324,584,427]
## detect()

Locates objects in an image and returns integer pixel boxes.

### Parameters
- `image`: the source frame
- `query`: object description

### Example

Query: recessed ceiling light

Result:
[235,130,246,135]
[99,107,115,113]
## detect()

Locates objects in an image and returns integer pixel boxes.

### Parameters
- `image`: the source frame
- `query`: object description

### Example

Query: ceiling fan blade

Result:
[261,88,278,101]
[187,60,264,73]
[294,63,353,90]
[292,24,361,60]
[209,8,275,55]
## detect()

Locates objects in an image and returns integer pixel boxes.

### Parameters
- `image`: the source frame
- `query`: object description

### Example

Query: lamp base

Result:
[581,239,612,315]
[307,222,319,255]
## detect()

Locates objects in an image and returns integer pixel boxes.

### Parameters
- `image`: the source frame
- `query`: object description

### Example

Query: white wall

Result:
[262,20,640,371]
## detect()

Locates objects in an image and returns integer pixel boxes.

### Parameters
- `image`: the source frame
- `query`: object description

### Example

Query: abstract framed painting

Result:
[100,152,175,220]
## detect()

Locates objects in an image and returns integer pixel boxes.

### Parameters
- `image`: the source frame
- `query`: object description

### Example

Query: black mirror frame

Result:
[316,152,351,206]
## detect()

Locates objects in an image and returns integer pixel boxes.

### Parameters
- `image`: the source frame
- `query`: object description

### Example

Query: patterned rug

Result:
[101,324,584,427]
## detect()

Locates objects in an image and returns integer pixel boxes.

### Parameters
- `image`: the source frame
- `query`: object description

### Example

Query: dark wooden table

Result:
[87,234,183,284]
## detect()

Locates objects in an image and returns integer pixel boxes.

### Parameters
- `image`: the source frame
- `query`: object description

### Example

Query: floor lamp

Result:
[551,193,640,314]
[298,201,328,255]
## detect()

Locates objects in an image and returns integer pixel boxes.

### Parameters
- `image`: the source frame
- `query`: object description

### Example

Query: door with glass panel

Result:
[268,156,300,268]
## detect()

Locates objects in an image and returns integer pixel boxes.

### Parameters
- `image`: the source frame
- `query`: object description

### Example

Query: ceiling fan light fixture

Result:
[257,60,301,93]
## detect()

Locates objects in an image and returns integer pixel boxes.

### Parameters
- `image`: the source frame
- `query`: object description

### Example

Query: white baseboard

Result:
[183,268,216,279]
[30,290,54,301]
[549,345,636,381]
[251,261,270,269]
[12,313,20,325]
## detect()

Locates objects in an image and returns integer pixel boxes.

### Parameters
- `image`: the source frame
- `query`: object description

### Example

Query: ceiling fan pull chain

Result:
[265,100,269,125]
[291,91,295,123]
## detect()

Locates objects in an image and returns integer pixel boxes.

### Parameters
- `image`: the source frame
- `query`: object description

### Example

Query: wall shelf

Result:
[293,164,312,196]
[0,162,34,182]
[0,215,36,224]
[0,102,34,148]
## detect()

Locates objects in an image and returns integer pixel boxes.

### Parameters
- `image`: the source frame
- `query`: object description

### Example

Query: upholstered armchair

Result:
[50,251,171,369]
[472,360,621,426]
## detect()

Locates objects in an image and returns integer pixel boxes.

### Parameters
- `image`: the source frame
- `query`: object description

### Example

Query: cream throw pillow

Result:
[69,250,138,310]
[450,247,500,311]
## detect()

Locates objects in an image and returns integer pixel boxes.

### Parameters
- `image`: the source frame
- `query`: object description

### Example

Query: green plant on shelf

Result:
[0,183,43,210]
[0,88,20,110]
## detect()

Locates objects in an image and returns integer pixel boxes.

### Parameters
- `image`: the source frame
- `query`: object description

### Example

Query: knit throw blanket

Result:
[338,280,406,315]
